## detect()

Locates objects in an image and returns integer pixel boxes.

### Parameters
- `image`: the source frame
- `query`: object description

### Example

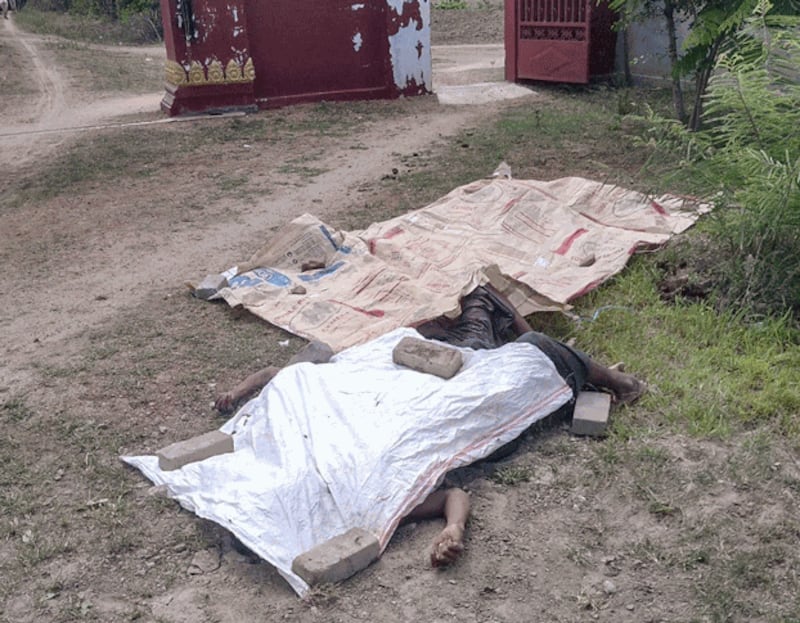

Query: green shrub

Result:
[638,2,800,321]
[17,3,161,43]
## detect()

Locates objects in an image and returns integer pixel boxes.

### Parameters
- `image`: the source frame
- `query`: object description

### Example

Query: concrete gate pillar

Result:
[160,0,256,115]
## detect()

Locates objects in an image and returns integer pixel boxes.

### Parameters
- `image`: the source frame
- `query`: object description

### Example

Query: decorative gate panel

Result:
[512,0,591,83]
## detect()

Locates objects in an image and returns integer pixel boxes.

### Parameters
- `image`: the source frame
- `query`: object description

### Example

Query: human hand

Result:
[214,392,236,414]
[430,523,465,567]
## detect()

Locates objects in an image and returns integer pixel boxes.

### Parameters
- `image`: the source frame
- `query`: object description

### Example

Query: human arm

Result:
[214,341,333,414]
[214,365,280,414]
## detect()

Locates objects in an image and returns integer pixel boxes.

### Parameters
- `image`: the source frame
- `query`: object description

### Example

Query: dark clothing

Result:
[422,287,594,473]
[417,286,517,350]
[514,331,590,397]
[418,286,590,396]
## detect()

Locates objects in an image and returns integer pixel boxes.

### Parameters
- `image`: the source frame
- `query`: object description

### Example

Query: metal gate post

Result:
[504,0,518,82]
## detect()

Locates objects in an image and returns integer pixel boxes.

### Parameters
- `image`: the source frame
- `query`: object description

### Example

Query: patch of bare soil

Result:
[2,6,800,623]
[431,1,505,45]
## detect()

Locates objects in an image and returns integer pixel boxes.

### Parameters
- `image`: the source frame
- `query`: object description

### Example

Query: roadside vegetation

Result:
[15,0,161,43]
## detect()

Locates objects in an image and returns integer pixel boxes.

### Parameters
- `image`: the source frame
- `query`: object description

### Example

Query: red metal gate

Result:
[247,0,391,108]
[505,0,617,84]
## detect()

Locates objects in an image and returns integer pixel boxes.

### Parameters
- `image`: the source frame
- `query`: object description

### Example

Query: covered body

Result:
[123,328,571,595]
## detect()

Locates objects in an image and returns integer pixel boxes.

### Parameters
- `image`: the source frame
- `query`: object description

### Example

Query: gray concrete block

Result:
[193,273,228,300]
[287,340,334,366]
[570,391,612,437]
[291,528,380,586]
[157,430,234,471]
[392,336,463,379]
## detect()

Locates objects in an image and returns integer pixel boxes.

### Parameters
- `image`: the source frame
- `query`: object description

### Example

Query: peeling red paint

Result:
[399,76,428,97]
[387,0,424,35]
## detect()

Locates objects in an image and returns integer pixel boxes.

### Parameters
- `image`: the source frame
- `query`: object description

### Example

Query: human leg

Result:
[586,360,646,404]
[516,331,645,404]
[417,286,516,350]
[515,331,591,396]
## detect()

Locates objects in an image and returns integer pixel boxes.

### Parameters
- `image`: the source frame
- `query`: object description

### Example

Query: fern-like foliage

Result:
[640,2,800,318]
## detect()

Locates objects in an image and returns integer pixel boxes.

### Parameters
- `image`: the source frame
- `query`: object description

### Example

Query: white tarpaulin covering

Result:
[208,176,709,351]
[122,328,572,595]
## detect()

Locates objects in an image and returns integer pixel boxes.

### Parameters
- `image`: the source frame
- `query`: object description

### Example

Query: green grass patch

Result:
[15,7,156,44]
[0,36,37,98]
[2,397,35,422]
[435,0,468,9]
[490,465,532,486]
[565,259,800,439]
[42,39,164,94]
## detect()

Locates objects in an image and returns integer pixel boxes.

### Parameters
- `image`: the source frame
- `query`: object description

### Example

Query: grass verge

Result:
[15,7,156,45]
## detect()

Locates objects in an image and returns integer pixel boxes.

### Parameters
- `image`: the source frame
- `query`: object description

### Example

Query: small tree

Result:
[701,4,800,314]
[611,0,798,129]
[610,0,694,122]
[676,0,763,129]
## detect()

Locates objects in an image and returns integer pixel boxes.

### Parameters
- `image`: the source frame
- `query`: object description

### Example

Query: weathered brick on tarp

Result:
[570,391,612,437]
[392,336,463,379]
[157,430,234,471]
[291,528,380,586]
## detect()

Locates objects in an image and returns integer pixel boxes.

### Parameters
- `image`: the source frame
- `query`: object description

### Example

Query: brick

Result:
[570,391,612,437]
[157,430,234,471]
[392,336,463,379]
[291,528,380,586]
[287,340,334,366]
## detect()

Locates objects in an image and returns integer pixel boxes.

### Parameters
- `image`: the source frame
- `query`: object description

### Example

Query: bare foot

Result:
[430,523,465,567]
[615,377,647,405]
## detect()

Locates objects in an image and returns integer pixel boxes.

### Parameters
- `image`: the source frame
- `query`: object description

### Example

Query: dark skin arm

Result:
[214,366,280,414]
[214,340,334,414]
[406,487,471,567]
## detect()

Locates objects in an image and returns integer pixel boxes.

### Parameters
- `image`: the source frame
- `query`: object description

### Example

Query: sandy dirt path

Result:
[0,18,163,168]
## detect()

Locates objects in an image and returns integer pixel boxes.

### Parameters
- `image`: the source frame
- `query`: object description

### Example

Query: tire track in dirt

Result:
[0,20,163,171]
[0,17,67,166]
